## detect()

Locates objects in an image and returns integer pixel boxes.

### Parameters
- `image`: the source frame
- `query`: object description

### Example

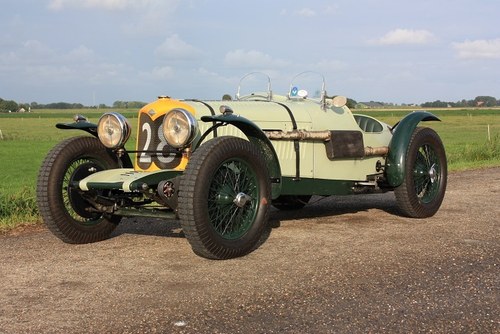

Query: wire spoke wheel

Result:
[62,158,105,224]
[395,127,447,218]
[179,137,271,259]
[37,136,121,243]
[413,145,441,204]
[207,159,259,239]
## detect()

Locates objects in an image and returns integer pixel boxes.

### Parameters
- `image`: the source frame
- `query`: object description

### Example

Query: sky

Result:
[1,0,499,106]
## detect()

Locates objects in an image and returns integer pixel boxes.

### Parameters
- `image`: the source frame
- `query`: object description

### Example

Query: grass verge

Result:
[448,135,499,170]
[0,187,40,232]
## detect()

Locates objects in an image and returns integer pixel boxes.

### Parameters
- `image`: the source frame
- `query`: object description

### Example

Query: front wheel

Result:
[394,127,447,218]
[178,137,271,259]
[37,136,121,243]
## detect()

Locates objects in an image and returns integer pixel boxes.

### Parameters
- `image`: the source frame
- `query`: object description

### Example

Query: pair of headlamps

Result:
[96,109,197,149]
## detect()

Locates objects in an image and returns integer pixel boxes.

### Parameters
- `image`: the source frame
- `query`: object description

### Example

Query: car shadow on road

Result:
[111,218,185,239]
[110,193,400,240]
[269,193,401,226]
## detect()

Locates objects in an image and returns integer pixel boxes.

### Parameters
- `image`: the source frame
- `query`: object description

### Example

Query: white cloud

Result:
[155,34,201,60]
[49,0,136,10]
[141,66,175,80]
[194,68,235,86]
[196,67,220,78]
[48,0,182,38]
[371,28,436,45]
[324,5,339,15]
[295,8,316,17]
[453,39,500,59]
[313,59,347,72]
[224,49,290,69]
[0,39,132,85]
[47,0,173,11]
[65,45,95,61]
[22,40,55,57]
[280,7,317,17]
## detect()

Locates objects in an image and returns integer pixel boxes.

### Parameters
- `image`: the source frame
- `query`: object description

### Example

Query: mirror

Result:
[332,95,347,108]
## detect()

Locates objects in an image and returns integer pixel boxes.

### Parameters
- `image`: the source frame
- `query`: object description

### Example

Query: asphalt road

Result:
[0,168,499,333]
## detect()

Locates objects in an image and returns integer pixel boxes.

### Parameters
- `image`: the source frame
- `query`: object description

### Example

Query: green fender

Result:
[386,111,441,187]
[56,121,98,137]
[55,121,133,168]
[200,114,282,199]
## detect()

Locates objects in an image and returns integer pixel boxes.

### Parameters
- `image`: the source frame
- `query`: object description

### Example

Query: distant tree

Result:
[45,102,69,109]
[421,100,448,108]
[113,100,146,109]
[474,96,496,107]
[0,99,18,112]
[113,100,125,108]
[128,101,147,108]
[455,99,470,107]
[346,98,357,109]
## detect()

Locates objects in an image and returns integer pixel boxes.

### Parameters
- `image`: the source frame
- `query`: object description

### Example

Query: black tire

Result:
[37,136,121,243]
[178,137,271,259]
[394,127,447,218]
[272,195,311,210]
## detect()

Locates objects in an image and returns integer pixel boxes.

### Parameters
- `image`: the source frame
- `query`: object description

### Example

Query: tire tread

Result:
[178,137,270,259]
[36,136,120,244]
[394,127,447,218]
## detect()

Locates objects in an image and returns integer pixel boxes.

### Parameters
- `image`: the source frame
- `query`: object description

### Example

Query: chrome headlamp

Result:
[97,112,131,149]
[162,108,198,149]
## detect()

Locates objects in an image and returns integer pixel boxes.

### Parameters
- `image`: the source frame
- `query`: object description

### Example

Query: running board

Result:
[77,168,182,192]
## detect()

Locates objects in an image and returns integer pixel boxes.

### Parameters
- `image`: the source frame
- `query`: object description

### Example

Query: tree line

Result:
[1,95,499,112]
[353,96,500,109]
[0,98,147,112]
[421,96,499,108]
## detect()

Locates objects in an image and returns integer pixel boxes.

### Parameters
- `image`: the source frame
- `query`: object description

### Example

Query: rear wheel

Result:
[178,137,271,259]
[37,136,121,243]
[394,127,447,218]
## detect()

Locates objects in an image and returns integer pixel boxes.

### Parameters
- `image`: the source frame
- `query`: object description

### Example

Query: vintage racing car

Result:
[37,72,447,259]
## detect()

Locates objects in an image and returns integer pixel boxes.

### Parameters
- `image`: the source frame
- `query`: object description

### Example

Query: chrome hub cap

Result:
[429,163,437,184]
[233,192,252,208]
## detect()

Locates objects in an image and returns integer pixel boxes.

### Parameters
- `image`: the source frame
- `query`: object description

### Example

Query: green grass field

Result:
[363,108,500,170]
[0,107,499,230]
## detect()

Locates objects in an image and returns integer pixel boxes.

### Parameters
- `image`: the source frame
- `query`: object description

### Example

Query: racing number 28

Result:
[136,113,182,170]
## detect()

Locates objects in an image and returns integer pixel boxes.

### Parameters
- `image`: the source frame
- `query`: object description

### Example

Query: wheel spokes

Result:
[207,159,258,239]
[413,144,440,203]
[62,158,104,224]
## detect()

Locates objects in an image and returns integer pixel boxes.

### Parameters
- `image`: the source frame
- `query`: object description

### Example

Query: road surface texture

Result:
[1,168,499,333]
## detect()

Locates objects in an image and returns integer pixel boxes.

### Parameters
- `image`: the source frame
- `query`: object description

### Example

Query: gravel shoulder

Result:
[1,168,499,333]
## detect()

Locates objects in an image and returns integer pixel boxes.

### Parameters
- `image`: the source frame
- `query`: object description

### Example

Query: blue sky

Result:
[1,0,499,105]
